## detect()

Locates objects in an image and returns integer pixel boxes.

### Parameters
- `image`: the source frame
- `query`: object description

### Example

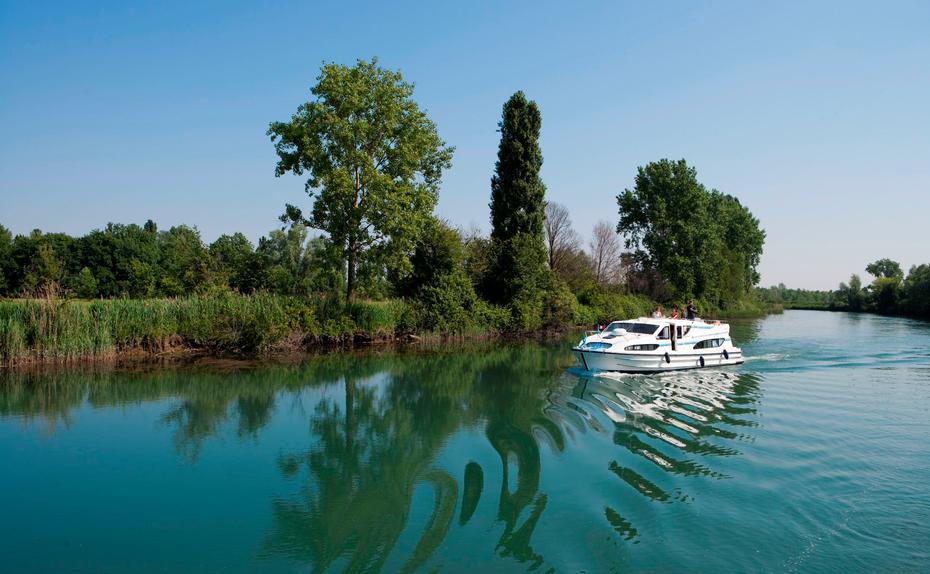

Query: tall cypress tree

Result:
[486,91,548,321]
[490,91,546,244]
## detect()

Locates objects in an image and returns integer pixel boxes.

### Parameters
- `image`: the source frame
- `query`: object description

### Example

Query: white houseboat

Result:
[573,317,743,373]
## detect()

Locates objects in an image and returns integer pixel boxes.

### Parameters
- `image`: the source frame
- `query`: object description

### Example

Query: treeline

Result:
[756,284,834,309]
[1,59,769,363]
[758,258,930,318]
[0,221,339,299]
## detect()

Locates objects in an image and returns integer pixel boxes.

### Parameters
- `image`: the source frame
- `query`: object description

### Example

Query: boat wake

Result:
[743,353,788,362]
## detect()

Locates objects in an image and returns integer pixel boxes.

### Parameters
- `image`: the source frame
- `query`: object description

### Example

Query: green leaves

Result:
[486,92,549,315]
[269,58,454,301]
[617,159,765,308]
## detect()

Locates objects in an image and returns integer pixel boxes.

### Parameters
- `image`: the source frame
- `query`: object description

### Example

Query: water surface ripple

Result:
[1,310,928,572]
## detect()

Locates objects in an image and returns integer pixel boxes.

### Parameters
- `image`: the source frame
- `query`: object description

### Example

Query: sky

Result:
[1,1,928,290]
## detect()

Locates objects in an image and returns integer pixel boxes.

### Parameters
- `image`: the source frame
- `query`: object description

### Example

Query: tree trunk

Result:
[346,168,361,304]
[346,241,357,304]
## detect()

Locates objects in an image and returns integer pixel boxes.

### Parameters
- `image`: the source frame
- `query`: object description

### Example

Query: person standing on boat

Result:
[652,306,664,318]
[670,306,681,319]
[686,300,697,320]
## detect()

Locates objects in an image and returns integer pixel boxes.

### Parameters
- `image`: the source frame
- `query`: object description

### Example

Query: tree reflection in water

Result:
[0,341,762,572]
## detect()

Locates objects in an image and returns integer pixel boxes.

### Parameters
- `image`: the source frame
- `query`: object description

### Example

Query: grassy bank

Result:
[0,291,777,367]
[0,295,409,366]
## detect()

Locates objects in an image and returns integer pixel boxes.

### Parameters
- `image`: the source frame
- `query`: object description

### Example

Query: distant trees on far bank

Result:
[758,258,930,318]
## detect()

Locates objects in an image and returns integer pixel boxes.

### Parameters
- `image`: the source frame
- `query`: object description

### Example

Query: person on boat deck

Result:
[686,300,697,320]
[652,306,664,318]
[670,306,681,319]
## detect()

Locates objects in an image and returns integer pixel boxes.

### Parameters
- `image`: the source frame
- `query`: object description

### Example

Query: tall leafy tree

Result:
[486,91,548,315]
[617,159,714,299]
[269,58,454,302]
[490,91,546,245]
[617,159,764,306]
[210,233,259,293]
[158,225,210,296]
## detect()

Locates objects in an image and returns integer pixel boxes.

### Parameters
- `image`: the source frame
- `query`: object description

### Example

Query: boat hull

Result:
[574,348,743,373]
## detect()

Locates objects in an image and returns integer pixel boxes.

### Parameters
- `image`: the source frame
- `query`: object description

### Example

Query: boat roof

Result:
[608,317,725,327]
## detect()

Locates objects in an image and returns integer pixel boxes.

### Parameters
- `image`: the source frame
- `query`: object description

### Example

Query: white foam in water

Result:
[744,353,787,362]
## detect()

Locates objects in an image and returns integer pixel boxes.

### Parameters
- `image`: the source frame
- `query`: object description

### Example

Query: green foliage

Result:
[269,58,454,302]
[866,258,903,280]
[574,285,655,326]
[495,234,548,330]
[396,218,463,298]
[869,276,901,315]
[489,91,546,246]
[73,267,99,299]
[835,274,865,311]
[901,264,930,317]
[415,272,480,333]
[23,243,64,295]
[485,92,549,316]
[617,159,764,309]
[757,283,834,309]
[0,224,11,293]
[209,232,257,292]
[0,294,427,364]
[158,225,212,295]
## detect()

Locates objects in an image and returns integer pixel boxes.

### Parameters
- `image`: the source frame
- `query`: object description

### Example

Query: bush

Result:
[416,272,479,333]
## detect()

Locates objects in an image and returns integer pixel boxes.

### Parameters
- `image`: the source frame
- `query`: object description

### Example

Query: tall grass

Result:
[0,294,408,365]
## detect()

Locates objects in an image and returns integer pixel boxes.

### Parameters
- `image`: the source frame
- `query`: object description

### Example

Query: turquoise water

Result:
[1,310,928,572]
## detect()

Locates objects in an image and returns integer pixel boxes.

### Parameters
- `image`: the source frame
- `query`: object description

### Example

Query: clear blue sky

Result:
[1,1,928,290]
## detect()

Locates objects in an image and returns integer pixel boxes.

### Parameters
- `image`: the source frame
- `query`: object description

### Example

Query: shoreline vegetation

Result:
[2,59,773,368]
[758,258,930,319]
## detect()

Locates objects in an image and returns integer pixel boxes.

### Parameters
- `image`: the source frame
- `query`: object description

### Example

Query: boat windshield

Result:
[605,322,658,335]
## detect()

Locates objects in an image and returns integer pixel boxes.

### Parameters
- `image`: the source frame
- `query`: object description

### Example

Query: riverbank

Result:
[0,293,774,368]
[0,294,401,367]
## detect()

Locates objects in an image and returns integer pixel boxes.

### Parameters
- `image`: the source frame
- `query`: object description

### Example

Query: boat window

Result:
[606,322,659,335]
[693,338,725,349]
[657,326,670,339]
[625,344,659,351]
[582,342,611,350]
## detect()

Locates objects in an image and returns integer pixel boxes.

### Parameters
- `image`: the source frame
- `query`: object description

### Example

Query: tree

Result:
[396,218,464,297]
[0,224,12,294]
[76,223,160,297]
[864,258,903,314]
[210,233,257,293]
[708,191,765,303]
[486,91,548,321]
[836,274,864,311]
[544,202,580,273]
[902,264,930,317]
[617,159,764,306]
[158,225,209,296]
[269,58,454,302]
[24,243,63,296]
[258,224,314,295]
[489,92,546,246]
[74,267,99,299]
[589,220,623,286]
[617,159,714,298]
[866,258,903,281]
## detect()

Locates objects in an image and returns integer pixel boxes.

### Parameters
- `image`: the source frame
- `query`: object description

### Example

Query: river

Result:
[1,310,928,573]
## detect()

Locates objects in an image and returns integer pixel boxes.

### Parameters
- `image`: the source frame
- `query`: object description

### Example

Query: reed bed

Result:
[0,294,407,365]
